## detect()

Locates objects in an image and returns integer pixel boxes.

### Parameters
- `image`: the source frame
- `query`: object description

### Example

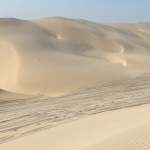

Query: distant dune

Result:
[0,17,150,96]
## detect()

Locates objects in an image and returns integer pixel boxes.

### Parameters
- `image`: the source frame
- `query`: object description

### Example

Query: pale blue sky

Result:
[0,0,150,22]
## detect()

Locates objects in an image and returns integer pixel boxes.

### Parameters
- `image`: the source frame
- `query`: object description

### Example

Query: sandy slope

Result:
[1,104,150,150]
[1,17,150,149]
[0,17,150,96]
[0,89,34,102]
[0,73,150,144]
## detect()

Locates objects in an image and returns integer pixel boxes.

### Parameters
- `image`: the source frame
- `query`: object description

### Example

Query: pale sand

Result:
[1,17,150,149]
[0,73,150,145]
[1,104,150,150]
[0,17,150,96]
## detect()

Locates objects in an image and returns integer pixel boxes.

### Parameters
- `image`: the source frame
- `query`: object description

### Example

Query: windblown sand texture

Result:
[0,17,150,149]
[1,104,150,150]
[1,17,150,96]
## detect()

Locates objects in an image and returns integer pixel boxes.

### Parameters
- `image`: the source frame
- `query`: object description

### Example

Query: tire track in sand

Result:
[0,73,150,144]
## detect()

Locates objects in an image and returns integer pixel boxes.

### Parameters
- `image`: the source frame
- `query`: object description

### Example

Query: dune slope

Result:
[0,17,150,96]
[0,73,150,144]
[1,17,150,149]
[1,104,150,150]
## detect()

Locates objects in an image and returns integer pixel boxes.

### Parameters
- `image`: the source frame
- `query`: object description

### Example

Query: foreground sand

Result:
[0,73,150,145]
[1,104,150,150]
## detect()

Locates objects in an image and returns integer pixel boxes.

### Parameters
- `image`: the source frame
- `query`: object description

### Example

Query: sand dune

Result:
[1,17,150,149]
[0,17,150,96]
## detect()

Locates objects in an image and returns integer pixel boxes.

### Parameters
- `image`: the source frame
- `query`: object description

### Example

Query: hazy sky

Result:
[0,0,150,22]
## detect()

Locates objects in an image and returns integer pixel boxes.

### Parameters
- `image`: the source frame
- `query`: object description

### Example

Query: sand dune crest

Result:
[0,17,150,96]
[0,17,150,150]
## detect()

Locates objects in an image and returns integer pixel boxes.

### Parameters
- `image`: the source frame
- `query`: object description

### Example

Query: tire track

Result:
[0,73,150,144]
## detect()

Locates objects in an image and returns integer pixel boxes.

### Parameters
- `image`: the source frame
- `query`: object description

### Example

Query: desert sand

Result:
[1,104,150,150]
[1,17,150,96]
[0,17,150,149]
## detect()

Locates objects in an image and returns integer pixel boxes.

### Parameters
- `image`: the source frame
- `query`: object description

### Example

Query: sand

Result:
[0,17,150,96]
[1,104,150,150]
[0,17,150,149]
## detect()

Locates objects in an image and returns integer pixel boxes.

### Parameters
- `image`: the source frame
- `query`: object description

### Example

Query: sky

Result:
[0,0,150,22]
